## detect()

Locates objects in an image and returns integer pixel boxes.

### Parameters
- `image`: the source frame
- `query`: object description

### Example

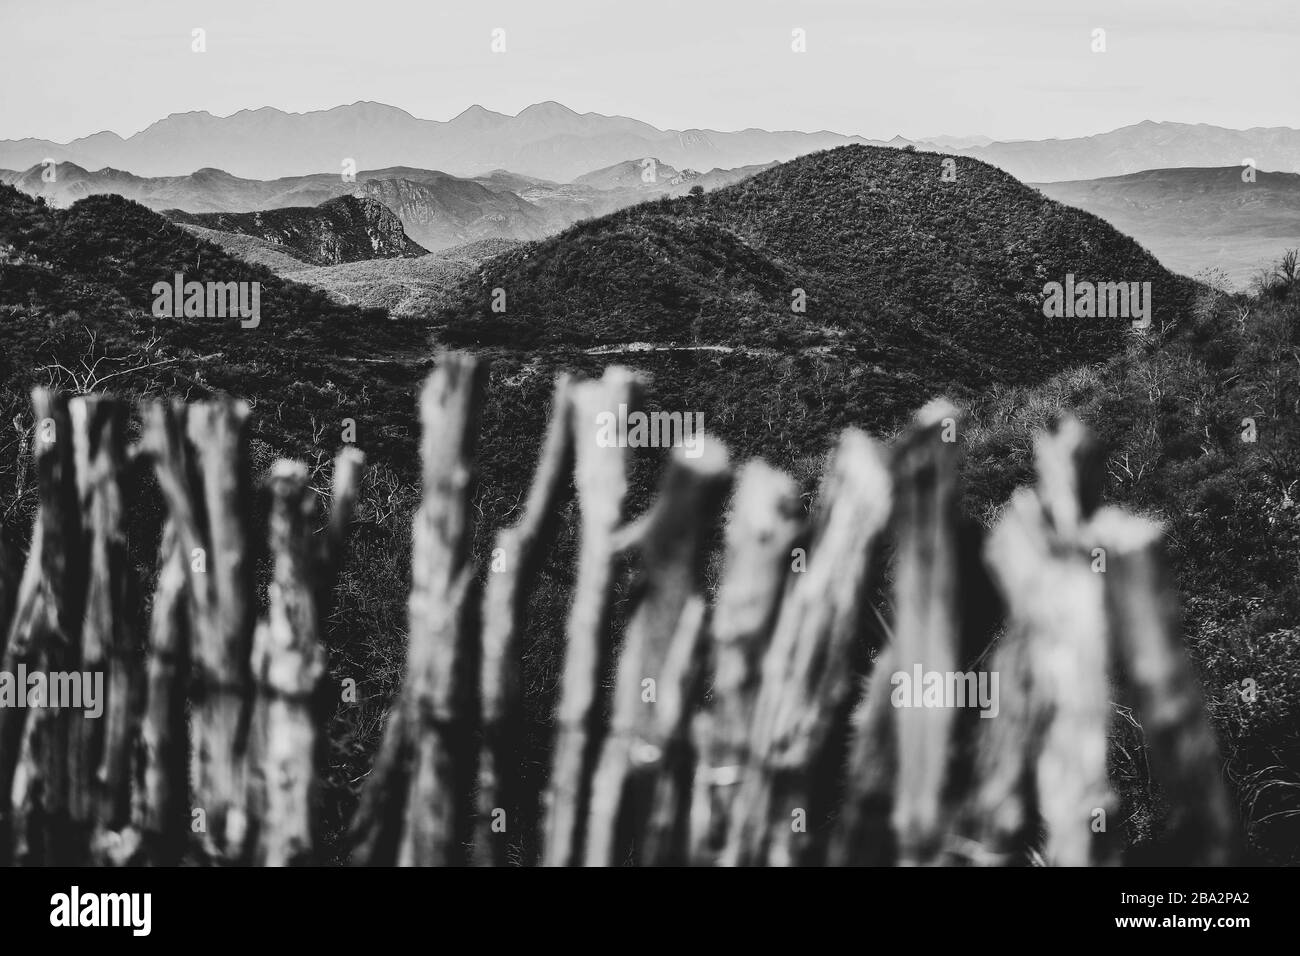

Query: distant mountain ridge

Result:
[4,103,1299,184]
[963,121,1300,183]
[0,101,876,182]
[1035,165,1300,287]
[0,159,770,252]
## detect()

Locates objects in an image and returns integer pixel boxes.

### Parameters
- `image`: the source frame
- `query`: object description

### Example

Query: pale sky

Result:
[2,0,1296,143]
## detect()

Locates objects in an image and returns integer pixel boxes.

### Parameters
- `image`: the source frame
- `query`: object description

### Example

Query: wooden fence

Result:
[0,350,1238,865]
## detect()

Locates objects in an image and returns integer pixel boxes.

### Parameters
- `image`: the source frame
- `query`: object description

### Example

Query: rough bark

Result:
[351,352,485,866]
[724,428,892,866]
[584,441,731,866]
[689,460,802,865]
[475,377,574,866]
[542,368,641,866]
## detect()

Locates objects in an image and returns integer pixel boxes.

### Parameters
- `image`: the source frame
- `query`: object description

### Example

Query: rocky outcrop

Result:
[165,195,426,266]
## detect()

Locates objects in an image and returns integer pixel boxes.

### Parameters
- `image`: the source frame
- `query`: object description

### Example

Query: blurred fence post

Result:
[584,440,731,866]
[1,390,83,865]
[542,368,641,866]
[978,418,1119,866]
[476,377,574,867]
[1089,507,1237,865]
[690,461,803,865]
[68,396,138,864]
[0,377,1240,869]
[250,448,364,866]
[724,428,892,866]
[351,352,485,866]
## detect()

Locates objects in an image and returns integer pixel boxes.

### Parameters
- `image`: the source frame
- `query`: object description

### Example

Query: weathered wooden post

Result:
[133,514,191,865]
[725,428,891,866]
[542,367,641,866]
[249,447,365,866]
[476,377,574,866]
[141,396,257,861]
[67,395,138,864]
[690,461,803,866]
[976,417,1119,866]
[351,352,485,866]
[831,401,965,866]
[1,391,87,864]
[1089,507,1237,864]
[888,401,964,865]
[584,439,731,866]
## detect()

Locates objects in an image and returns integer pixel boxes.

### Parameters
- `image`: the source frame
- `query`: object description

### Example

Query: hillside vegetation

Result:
[165,195,426,265]
[442,147,1189,352]
[959,263,1300,861]
[441,144,1195,433]
[284,239,519,316]
[2,143,1296,862]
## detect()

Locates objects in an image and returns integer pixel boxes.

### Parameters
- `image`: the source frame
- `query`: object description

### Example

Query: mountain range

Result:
[4,102,1300,184]
[1035,166,1300,287]
[966,121,1300,183]
[0,159,766,252]
[0,101,875,182]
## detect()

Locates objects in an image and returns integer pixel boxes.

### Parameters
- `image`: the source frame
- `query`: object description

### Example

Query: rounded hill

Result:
[439,145,1196,394]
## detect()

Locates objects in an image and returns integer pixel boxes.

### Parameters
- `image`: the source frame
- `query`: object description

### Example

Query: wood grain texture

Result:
[724,428,892,866]
[584,440,731,866]
[542,367,641,866]
[476,377,574,866]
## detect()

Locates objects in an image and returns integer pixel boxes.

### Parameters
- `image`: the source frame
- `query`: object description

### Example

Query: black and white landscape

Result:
[0,0,1298,903]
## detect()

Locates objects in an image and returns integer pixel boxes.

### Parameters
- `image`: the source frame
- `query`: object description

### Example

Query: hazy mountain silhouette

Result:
[5,105,1299,185]
[1036,166,1300,286]
[0,101,878,181]
[961,121,1300,182]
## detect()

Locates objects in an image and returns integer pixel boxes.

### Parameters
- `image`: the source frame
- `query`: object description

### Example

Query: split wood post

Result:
[132,513,190,865]
[67,395,139,864]
[830,401,964,866]
[542,367,641,866]
[978,417,1119,866]
[689,461,802,866]
[888,400,964,865]
[142,396,257,861]
[350,352,485,865]
[249,447,364,866]
[475,376,574,867]
[584,439,731,866]
[827,638,900,865]
[1087,506,1237,865]
[723,428,892,866]
[0,390,84,865]
[956,415,1103,865]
